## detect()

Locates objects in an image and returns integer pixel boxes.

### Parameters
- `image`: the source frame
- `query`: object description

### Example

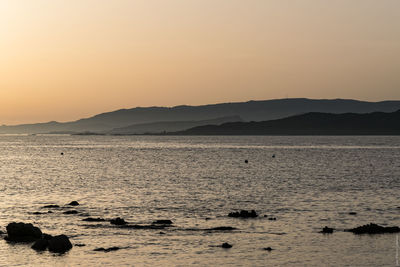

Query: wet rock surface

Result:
[31,239,49,251]
[48,235,73,253]
[5,222,42,242]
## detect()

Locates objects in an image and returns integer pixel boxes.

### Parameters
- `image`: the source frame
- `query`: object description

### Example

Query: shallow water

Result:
[0,135,399,266]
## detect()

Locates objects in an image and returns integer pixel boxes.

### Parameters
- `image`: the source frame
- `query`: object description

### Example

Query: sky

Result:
[1,0,399,125]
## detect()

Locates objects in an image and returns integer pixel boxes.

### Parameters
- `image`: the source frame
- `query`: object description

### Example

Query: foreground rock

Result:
[110,217,127,225]
[221,242,232,248]
[5,222,42,242]
[48,235,73,253]
[347,223,400,234]
[63,210,78,215]
[228,210,258,218]
[82,217,106,222]
[67,201,79,206]
[31,239,49,251]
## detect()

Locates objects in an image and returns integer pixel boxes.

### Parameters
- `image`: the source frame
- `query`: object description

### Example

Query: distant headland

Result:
[1,98,400,135]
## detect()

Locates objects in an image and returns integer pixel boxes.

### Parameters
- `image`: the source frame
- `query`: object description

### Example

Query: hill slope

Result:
[174,110,400,135]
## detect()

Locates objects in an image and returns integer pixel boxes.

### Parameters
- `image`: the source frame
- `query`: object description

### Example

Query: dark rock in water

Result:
[221,242,232,248]
[152,220,173,225]
[42,233,53,240]
[48,211,53,213]
[48,235,72,253]
[208,226,237,231]
[205,217,211,220]
[31,239,48,251]
[32,212,45,215]
[82,217,106,222]
[347,223,400,234]
[75,243,86,247]
[244,160,248,164]
[63,210,78,215]
[321,226,334,234]
[268,217,276,221]
[110,217,127,225]
[263,247,273,251]
[159,232,166,235]
[68,201,79,206]
[5,222,42,242]
[94,246,121,252]
[348,212,357,215]
[42,205,60,209]
[228,210,258,218]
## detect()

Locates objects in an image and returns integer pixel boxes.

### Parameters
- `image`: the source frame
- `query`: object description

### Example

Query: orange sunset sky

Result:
[1,0,399,125]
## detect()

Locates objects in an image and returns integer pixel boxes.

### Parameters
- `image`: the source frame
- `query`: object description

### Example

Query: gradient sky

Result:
[1,0,399,124]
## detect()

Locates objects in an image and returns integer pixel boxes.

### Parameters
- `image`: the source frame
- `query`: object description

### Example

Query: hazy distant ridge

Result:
[109,116,243,134]
[1,98,400,134]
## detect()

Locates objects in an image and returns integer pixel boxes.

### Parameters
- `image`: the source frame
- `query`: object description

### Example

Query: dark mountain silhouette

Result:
[1,98,400,134]
[174,110,400,135]
[109,116,243,134]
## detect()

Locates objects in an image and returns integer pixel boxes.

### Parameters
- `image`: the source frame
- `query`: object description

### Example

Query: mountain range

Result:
[1,98,400,134]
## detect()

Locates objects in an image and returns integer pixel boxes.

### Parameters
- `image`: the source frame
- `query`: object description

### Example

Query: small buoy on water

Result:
[244,160,248,164]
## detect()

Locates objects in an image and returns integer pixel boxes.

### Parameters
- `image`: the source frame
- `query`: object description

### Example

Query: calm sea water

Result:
[0,135,399,266]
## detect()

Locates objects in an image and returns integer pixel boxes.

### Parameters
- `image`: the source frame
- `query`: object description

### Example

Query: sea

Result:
[0,135,399,266]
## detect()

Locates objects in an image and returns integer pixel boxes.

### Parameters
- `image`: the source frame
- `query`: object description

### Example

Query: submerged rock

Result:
[228,210,258,218]
[67,201,79,206]
[110,217,127,225]
[48,235,72,253]
[321,226,334,234]
[63,210,78,215]
[221,242,232,248]
[82,217,106,222]
[152,220,173,225]
[347,223,400,234]
[5,222,42,242]
[42,205,60,209]
[208,226,237,231]
[94,246,121,252]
